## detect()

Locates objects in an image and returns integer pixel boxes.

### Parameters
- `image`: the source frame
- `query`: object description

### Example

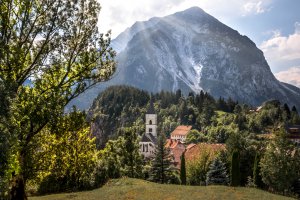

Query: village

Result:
[139,100,300,170]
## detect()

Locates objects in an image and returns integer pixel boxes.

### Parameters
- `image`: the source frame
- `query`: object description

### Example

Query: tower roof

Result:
[140,133,157,144]
[146,97,155,114]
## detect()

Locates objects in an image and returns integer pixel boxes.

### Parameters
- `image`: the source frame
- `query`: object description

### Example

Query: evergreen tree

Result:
[122,127,143,178]
[253,153,263,188]
[180,152,187,185]
[282,103,291,121]
[206,157,229,185]
[291,106,300,124]
[230,150,241,186]
[198,99,215,130]
[291,106,298,114]
[149,134,174,184]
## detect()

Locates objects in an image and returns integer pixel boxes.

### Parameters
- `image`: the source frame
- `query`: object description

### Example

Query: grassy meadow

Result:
[30,178,294,200]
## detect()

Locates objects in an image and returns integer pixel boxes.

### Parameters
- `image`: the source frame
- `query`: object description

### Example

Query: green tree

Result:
[149,134,174,184]
[122,128,143,178]
[186,148,212,185]
[180,153,187,185]
[291,106,300,124]
[253,153,263,188]
[98,138,124,179]
[185,129,207,144]
[206,157,229,186]
[197,99,215,130]
[38,128,98,193]
[260,129,300,194]
[230,150,240,186]
[0,0,115,198]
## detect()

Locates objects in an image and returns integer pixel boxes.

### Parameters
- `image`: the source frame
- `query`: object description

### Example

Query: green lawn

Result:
[30,178,294,200]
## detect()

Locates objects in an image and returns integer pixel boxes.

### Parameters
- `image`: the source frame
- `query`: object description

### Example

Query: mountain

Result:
[70,7,300,110]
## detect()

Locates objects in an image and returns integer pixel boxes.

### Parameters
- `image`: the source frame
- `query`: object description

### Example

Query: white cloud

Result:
[243,1,267,15]
[97,0,273,38]
[274,67,300,88]
[260,22,300,62]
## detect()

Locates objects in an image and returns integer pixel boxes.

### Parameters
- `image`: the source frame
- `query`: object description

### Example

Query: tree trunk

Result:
[10,149,28,200]
[10,174,27,200]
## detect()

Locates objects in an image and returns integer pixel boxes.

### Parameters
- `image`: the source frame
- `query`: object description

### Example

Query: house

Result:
[170,125,192,143]
[139,99,157,158]
[165,139,186,169]
[286,125,300,144]
[185,143,226,162]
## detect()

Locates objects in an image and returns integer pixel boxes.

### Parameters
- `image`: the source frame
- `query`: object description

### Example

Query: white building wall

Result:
[170,134,187,142]
[146,114,157,137]
[139,142,156,158]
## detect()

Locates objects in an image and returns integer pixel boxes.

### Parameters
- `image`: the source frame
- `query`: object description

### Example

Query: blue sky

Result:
[98,0,300,87]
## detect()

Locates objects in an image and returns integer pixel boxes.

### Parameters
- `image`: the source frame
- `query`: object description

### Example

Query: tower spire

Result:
[147,96,155,114]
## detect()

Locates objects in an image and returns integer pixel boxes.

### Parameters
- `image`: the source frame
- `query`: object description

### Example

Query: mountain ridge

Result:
[70,7,300,110]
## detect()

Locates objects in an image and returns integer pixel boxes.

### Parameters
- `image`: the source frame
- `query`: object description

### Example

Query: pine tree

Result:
[180,152,187,185]
[149,134,173,184]
[291,106,300,124]
[230,150,240,186]
[282,103,291,120]
[253,153,263,188]
[206,158,229,185]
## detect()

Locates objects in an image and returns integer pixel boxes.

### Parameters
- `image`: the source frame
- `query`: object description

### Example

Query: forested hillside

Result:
[88,85,300,148]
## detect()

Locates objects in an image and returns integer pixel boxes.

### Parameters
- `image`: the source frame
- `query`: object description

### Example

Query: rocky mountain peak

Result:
[71,7,300,110]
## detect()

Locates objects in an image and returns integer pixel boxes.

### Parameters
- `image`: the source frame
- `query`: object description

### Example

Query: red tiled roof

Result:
[186,143,196,150]
[165,139,185,169]
[171,125,192,136]
[165,139,184,149]
[185,143,226,162]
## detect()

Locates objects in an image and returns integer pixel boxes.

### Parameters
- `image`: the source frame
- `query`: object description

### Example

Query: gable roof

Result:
[140,133,157,144]
[185,143,226,162]
[171,125,192,136]
[186,143,196,150]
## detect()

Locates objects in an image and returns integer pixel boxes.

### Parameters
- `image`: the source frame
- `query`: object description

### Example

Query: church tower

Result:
[145,98,157,137]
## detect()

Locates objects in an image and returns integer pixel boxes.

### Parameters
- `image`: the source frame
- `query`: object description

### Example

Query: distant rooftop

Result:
[140,133,157,144]
[171,125,192,136]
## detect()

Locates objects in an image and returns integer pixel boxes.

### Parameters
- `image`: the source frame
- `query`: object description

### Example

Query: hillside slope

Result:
[30,178,294,200]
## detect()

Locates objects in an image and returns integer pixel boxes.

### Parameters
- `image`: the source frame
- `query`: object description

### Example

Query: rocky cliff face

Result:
[71,7,300,110]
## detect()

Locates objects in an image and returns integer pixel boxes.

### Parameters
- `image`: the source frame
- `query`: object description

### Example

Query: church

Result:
[139,99,157,158]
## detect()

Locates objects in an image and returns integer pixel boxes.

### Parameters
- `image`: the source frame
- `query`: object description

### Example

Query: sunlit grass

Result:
[30,178,294,200]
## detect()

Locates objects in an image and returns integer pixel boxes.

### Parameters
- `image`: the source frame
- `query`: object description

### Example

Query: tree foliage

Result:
[0,0,115,198]
[121,128,143,178]
[230,150,240,186]
[149,134,174,184]
[185,129,207,144]
[253,153,263,188]
[206,157,229,186]
[180,153,187,185]
[260,129,300,194]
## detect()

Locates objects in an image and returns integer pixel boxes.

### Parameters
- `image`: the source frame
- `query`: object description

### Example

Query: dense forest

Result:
[89,85,300,147]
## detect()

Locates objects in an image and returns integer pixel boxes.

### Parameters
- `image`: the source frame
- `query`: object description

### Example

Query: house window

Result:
[149,128,152,132]
[146,144,148,152]
[149,120,152,125]
[142,144,144,152]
